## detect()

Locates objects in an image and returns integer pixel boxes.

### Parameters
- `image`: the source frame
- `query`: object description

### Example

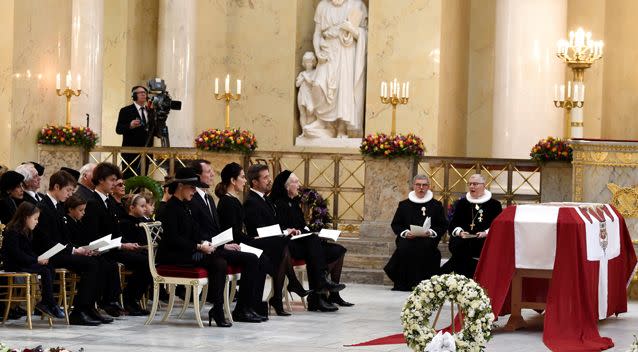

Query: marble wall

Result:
[0,1,15,166]
[365,0,442,155]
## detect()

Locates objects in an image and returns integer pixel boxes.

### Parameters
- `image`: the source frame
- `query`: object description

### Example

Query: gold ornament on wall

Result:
[606,183,638,218]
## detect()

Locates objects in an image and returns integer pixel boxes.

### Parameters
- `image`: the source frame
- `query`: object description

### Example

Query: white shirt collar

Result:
[251,188,265,199]
[95,190,109,203]
[25,190,37,198]
[46,192,58,207]
[408,190,433,204]
[134,102,145,111]
[196,188,207,201]
[465,190,492,204]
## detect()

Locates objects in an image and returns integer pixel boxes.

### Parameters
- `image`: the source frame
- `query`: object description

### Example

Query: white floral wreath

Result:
[401,274,495,352]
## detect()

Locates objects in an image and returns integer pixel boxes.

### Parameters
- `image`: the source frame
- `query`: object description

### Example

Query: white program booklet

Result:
[240,243,263,258]
[290,232,314,240]
[211,227,234,247]
[410,217,432,237]
[256,224,284,238]
[318,229,341,242]
[82,234,112,251]
[38,243,67,261]
[97,237,122,253]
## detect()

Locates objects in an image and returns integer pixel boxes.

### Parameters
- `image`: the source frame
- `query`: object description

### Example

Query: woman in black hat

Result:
[270,170,353,310]
[0,170,26,224]
[156,167,261,327]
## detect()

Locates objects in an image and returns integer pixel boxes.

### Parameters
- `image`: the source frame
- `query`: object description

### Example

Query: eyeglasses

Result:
[468,182,484,187]
[414,183,430,188]
[115,183,125,187]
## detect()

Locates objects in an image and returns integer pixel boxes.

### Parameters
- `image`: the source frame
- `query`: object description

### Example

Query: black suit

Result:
[73,184,94,202]
[1,229,56,306]
[0,196,21,225]
[189,191,266,311]
[33,195,100,309]
[116,103,153,178]
[22,191,45,205]
[83,191,150,304]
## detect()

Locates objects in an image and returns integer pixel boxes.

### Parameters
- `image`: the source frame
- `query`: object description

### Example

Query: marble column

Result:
[156,0,195,147]
[71,0,104,134]
[491,0,566,158]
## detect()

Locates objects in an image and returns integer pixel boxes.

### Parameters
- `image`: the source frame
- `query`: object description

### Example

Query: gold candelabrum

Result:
[380,79,409,135]
[554,27,603,138]
[56,71,82,127]
[214,74,242,129]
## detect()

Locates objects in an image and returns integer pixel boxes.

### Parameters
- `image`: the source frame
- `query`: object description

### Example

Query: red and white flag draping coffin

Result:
[473,204,637,352]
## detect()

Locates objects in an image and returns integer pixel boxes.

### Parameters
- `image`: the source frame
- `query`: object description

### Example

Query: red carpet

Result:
[346,333,406,347]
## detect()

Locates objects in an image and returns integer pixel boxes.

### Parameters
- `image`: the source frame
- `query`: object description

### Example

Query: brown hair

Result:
[49,170,77,191]
[91,162,122,186]
[246,164,269,189]
[7,202,40,235]
[65,195,87,211]
[122,193,145,212]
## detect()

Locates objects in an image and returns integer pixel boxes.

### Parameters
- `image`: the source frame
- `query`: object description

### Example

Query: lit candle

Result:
[393,78,398,96]
[56,73,61,90]
[554,84,558,101]
[401,82,406,98]
[567,81,571,98]
[76,74,81,90]
[384,82,388,97]
[559,84,565,101]
[380,82,383,97]
[66,70,72,88]
[580,83,585,101]
[214,78,219,94]
[237,79,241,95]
[406,81,409,98]
[224,74,230,94]
[574,84,578,102]
[569,31,575,47]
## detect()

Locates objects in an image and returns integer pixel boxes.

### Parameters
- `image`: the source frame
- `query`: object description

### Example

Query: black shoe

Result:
[208,308,232,327]
[100,302,124,317]
[124,302,149,316]
[307,294,338,312]
[248,308,268,322]
[49,304,66,319]
[8,306,26,320]
[286,281,312,298]
[68,310,101,326]
[319,272,346,293]
[88,307,114,324]
[254,301,271,319]
[35,302,55,317]
[268,297,291,316]
[231,308,262,323]
[328,293,354,307]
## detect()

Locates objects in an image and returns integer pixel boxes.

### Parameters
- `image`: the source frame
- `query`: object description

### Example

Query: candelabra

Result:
[56,71,82,127]
[214,74,242,129]
[554,27,603,138]
[380,79,409,135]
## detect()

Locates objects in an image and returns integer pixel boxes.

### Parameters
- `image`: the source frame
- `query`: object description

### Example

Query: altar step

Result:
[339,237,452,285]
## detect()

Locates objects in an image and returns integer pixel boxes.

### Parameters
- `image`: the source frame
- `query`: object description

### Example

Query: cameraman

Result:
[116,86,154,178]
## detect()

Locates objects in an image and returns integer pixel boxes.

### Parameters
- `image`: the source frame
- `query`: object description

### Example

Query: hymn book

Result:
[97,237,122,253]
[318,229,341,242]
[210,227,234,247]
[239,243,263,258]
[410,217,431,237]
[38,243,67,261]
[82,234,112,251]
[290,232,314,240]
[256,224,285,238]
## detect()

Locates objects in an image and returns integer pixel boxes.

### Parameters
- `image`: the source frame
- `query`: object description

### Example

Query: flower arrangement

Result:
[360,133,425,158]
[529,136,572,162]
[194,128,257,154]
[401,273,495,352]
[299,187,332,231]
[37,125,98,149]
[0,342,80,352]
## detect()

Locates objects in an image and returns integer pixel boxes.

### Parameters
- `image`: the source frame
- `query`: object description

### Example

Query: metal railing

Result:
[87,147,542,236]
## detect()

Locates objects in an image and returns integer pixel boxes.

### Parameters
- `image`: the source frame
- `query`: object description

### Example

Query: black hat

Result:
[269,170,293,202]
[170,167,209,188]
[60,167,81,181]
[0,170,25,194]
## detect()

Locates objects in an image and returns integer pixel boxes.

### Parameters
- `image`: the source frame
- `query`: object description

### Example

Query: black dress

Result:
[384,196,448,291]
[0,196,22,225]
[441,196,503,278]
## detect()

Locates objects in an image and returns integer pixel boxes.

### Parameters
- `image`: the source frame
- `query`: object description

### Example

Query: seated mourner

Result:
[441,174,502,278]
[384,174,448,291]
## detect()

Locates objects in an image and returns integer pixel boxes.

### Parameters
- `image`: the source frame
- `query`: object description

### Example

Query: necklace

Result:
[470,204,484,231]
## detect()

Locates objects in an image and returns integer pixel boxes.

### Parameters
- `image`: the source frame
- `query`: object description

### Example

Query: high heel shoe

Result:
[268,297,291,316]
[286,281,312,298]
[208,308,232,327]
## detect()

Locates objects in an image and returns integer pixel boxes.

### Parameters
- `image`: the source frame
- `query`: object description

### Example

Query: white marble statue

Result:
[296,52,322,137]
[299,0,368,140]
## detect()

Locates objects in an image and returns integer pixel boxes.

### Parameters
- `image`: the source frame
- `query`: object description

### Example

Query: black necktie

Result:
[139,107,146,126]
[35,193,41,202]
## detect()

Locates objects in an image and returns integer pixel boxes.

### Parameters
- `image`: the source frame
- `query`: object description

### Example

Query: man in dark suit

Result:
[82,162,151,316]
[33,170,108,326]
[73,163,96,201]
[188,159,267,322]
[15,163,44,205]
[115,86,154,178]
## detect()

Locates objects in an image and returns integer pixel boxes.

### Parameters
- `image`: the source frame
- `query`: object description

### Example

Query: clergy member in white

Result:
[441,174,502,278]
[384,174,448,291]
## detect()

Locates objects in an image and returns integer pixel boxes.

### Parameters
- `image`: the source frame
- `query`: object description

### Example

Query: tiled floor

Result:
[1,283,636,351]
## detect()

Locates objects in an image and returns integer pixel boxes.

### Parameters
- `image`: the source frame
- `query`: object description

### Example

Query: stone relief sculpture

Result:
[296,0,368,145]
